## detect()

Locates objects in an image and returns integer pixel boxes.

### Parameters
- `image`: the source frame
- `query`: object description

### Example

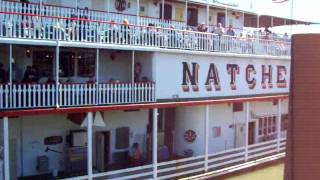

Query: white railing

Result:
[0,82,155,109]
[0,12,291,57]
[88,138,286,180]
[0,0,186,29]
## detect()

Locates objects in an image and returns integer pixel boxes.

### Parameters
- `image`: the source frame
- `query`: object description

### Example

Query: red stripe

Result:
[0,95,289,117]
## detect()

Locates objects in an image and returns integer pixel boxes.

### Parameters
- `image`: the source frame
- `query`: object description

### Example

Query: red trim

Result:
[0,95,288,117]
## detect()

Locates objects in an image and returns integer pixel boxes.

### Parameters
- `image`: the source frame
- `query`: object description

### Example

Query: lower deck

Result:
[0,99,288,180]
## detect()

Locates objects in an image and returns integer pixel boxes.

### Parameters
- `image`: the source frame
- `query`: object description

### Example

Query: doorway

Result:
[248,122,255,145]
[160,4,173,20]
[217,12,226,27]
[96,131,110,171]
[187,8,198,26]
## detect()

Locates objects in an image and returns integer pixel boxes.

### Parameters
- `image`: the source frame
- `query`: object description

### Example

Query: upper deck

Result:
[0,0,291,57]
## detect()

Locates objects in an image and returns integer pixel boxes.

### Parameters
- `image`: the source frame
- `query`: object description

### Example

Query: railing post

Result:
[152,108,158,179]
[245,102,250,161]
[3,116,10,180]
[204,105,209,172]
[87,112,93,180]
[277,99,282,152]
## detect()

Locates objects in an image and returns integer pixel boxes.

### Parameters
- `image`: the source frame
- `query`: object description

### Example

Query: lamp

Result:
[81,111,106,127]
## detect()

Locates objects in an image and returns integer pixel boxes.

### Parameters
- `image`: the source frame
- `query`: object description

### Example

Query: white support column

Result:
[161,0,164,21]
[185,0,188,27]
[277,99,282,152]
[245,102,250,161]
[95,49,99,105]
[152,108,158,179]
[55,44,60,108]
[3,116,10,180]
[107,0,110,13]
[204,105,209,172]
[9,44,12,85]
[271,16,274,27]
[75,0,78,8]
[257,15,260,28]
[225,8,228,27]
[242,11,245,28]
[137,0,140,24]
[87,112,93,180]
[8,45,12,108]
[132,51,135,83]
[206,2,209,26]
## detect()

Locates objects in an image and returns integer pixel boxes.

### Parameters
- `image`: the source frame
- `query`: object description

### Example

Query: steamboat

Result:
[0,0,308,179]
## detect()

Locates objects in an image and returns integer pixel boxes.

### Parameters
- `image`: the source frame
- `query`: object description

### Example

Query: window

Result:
[115,127,130,149]
[272,99,279,106]
[212,126,221,138]
[233,102,243,112]
[33,50,54,77]
[77,52,95,77]
[187,8,198,26]
[258,116,277,136]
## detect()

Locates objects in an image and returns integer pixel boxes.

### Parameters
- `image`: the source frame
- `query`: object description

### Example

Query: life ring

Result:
[115,0,127,12]
[184,130,197,143]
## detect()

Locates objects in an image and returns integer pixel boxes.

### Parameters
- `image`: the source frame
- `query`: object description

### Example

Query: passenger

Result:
[197,22,208,32]
[226,25,235,36]
[122,19,131,44]
[130,142,143,166]
[0,63,7,83]
[283,32,289,41]
[159,145,170,162]
[22,65,38,83]
[214,23,224,36]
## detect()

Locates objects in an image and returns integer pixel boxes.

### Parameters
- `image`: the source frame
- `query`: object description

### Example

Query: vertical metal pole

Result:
[271,16,274,27]
[257,15,260,28]
[75,0,78,9]
[87,112,93,180]
[161,0,164,20]
[204,105,209,172]
[95,49,99,105]
[245,102,250,161]
[185,0,188,27]
[3,116,10,180]
[132,51,135,83]
[225,8,228,27]
[277,99,282,152]
[152,108,158,179]
[55,45,60,108]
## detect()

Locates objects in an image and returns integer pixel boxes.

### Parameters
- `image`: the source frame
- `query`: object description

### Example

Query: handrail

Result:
[0,11,291,44]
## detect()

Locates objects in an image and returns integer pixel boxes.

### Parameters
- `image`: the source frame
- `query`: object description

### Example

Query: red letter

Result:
[227,64,240,90]
[261,65,273,89]
[205,63,221,91]
[277,66,287,88]
[246,65,256,89]
[182,62,199,92]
